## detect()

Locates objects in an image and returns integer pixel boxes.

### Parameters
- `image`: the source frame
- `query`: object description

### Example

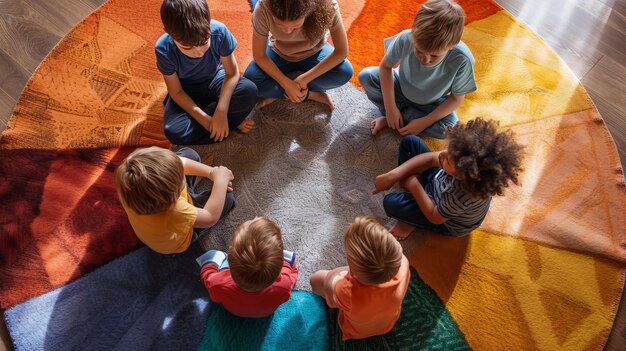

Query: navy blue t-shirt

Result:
[155,20,237,86]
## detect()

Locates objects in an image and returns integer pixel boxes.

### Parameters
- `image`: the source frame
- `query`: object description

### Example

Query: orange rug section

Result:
[0,2,624,349]
[345,0,501,87]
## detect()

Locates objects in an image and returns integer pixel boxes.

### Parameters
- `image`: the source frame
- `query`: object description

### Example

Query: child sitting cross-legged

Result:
[115,146,235,254]
[374,118,524,240]
[196,217,298,318]
[310,216,410,340]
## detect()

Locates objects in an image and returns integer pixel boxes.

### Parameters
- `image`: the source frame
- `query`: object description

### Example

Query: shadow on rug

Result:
[5,244,209,351]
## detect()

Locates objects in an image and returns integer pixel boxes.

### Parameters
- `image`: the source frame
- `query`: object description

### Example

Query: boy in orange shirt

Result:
[310,216,410,340]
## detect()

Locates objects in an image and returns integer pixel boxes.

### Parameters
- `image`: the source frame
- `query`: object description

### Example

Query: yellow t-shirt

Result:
[252,0,343,62]
[122,187,197,254]
[326,256,411,340]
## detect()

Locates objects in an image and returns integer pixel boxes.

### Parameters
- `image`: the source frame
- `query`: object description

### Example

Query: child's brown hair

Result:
[411,0,465,52]
[267,0,335,42]
[344,216,403,285]
[161,0,212,47]
[446,117,525,199]
[228,217,284,292]
[115,146,184,215]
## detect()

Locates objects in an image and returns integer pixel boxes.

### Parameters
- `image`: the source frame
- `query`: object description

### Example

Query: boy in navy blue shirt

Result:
[156,0,257,145]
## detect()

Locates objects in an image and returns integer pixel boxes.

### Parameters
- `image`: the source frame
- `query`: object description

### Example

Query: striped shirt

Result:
[426,169,491,234]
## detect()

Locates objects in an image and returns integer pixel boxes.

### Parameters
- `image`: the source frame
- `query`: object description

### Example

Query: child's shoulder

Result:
[155,33,174,50]
[448,41,475,65]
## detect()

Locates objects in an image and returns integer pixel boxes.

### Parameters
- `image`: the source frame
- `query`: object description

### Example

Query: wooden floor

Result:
[0,0,624,350]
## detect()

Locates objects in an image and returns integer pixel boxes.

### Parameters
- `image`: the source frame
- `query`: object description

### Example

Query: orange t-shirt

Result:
[326,256,410,340]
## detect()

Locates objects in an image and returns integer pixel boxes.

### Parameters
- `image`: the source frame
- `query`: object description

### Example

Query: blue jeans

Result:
[163,69,258,145]
[382,136,457,235]
[358,66,458,139]
[175,147,235,226]
[243,43,353,99]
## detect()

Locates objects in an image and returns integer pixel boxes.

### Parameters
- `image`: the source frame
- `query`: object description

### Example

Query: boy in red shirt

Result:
[196,217,298,317]
[310,216,410,340]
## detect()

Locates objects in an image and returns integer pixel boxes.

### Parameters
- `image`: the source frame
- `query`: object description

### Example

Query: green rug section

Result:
[330,267,470,351]
[197,267,469,350]
[197,291,330,351]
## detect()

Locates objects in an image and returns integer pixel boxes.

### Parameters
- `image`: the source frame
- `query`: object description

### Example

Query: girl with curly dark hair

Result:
[373,118,524,240]
[243,0,353,110]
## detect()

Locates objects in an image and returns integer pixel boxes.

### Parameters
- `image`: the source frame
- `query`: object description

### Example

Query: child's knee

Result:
[357,66,378,87]
[234,79,258,104]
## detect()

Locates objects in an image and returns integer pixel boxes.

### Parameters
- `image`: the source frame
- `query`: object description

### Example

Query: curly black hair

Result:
[446,118,524,199]
[268,0,335,42]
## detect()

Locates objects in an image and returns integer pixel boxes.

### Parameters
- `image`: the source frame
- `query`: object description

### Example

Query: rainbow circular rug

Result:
[1,0,625,350]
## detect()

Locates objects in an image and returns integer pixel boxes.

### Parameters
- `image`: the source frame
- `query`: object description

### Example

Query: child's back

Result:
[197,217,298,318]
[311,216,410,340]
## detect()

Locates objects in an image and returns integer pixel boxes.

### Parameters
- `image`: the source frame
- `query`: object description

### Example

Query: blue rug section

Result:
[330,267,471,350]
[5,244,211,351]
[197,291,330,351]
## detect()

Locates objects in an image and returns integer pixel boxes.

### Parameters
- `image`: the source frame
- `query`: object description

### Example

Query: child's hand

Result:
[399,118,430,136]
[283,79,307,103]
[386,106,404,130]
[373,172,397,194]
[210,110,229,142]
[210,166,234,184]
[294,75,309,92]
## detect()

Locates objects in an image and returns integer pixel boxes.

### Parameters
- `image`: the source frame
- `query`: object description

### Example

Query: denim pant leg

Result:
[383,136,444,232]
[398,96,459,139]
[176,147,235,218]
[176,147,201,189]
[163,70,257,145]
[303,43,353,92]
[243,47,296,99]
[244,44,352,99]
[358,66,386,113]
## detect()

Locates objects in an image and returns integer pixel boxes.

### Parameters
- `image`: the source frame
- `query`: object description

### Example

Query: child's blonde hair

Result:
[411,0,465,52]
[344,216,403,285]
[115,146,184,215]
[228,217,285,292]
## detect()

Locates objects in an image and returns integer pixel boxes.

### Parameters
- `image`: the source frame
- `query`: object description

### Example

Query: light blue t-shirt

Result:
[155,20,236,86]
[384,30,477,105]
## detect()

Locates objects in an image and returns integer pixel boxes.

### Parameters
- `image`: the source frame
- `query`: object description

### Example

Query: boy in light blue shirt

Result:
[358,0,476,139]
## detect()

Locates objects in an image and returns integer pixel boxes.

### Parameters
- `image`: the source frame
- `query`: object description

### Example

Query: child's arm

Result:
[373,151,440,194]
[379,57,404,130]
[163,73,213,133]
[293,22,349,91]
[179,157,234,228]
[210,53,240,142]
[398,94,465,136]
[323,267,349,307]
[251,33,306,103]
[401,175,448,224]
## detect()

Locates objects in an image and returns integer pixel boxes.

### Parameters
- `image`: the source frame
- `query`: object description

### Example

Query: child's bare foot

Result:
[236,118,255,133]
[390,221,416,241]
[370,117,388,135]
[308,91,335,111]
[257,98,277,108]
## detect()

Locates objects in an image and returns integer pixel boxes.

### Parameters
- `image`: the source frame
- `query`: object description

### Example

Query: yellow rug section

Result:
[410,231,625,350]
[458,11,593,127]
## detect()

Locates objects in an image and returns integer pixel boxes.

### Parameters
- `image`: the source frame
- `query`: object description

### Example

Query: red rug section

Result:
[0,148,142,307]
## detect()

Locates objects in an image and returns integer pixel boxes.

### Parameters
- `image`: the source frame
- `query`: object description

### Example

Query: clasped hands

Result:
[283,75,309,103]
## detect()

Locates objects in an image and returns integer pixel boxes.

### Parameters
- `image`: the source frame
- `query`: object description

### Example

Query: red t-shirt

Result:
[200,262,298,318]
